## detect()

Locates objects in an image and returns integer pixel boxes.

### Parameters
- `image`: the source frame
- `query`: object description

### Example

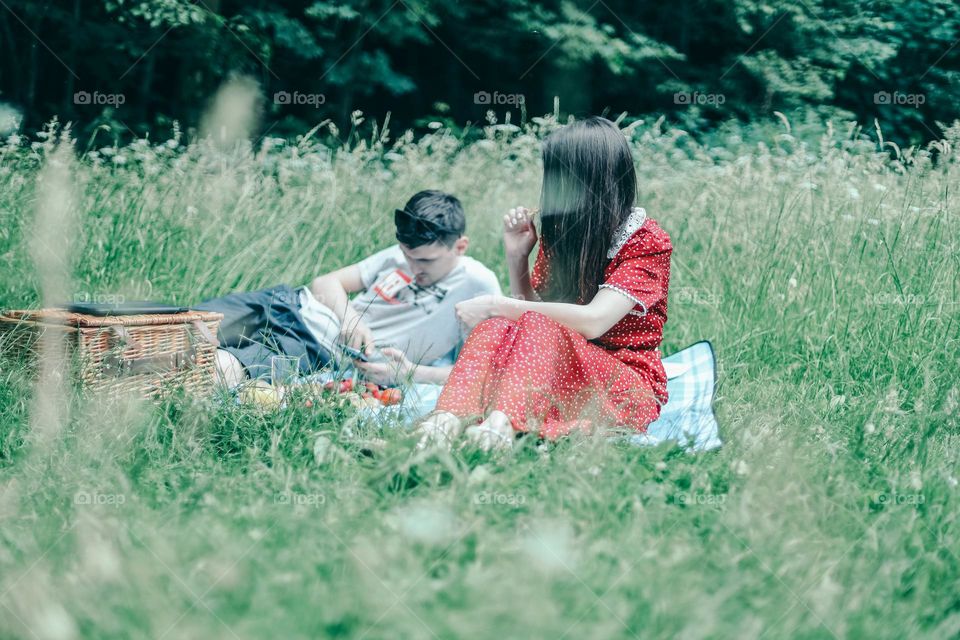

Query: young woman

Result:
[416,116,672,450]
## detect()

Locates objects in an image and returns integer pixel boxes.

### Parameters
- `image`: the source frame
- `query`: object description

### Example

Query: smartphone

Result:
[340,344,386,363]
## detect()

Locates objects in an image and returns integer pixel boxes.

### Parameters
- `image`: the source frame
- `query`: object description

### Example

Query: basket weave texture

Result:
[0,309,223,398]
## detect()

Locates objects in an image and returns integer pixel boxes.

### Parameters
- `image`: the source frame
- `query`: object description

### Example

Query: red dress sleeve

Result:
[599,222,672,313]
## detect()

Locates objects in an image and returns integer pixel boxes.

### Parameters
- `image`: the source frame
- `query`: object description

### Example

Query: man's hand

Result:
[339,317,376,356]
[503,206,538,259]
[354,347,415,387]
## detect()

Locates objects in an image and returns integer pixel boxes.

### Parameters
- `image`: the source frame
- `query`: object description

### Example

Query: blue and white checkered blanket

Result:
[341,341,721,451]
[625,341,721,451]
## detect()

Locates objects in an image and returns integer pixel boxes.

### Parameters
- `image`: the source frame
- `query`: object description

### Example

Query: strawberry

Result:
[379,388,401,406]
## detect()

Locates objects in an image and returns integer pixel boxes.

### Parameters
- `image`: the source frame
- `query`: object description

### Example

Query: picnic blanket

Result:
[626,341,721,451]
[341,341,721,451]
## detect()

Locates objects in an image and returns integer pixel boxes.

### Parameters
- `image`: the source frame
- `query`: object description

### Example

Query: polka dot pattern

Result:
[436,217,673,439]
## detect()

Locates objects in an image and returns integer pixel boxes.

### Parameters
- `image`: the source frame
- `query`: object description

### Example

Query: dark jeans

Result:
[195,284,332,381]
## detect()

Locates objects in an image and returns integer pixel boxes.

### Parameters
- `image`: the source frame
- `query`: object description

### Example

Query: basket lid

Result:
[0,308,223,328]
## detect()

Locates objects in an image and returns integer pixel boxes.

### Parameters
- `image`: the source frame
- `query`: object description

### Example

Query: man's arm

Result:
[309,265,376,354]
[354,350,453,386]
[309,265,364,315]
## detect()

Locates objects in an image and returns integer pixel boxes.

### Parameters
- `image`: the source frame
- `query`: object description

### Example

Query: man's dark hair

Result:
[394,190,466,248]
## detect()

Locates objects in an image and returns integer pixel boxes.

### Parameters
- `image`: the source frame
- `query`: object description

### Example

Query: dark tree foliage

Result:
[0,0,956,143]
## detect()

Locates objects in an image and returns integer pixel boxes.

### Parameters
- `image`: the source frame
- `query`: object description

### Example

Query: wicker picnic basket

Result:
[0,308,223,398]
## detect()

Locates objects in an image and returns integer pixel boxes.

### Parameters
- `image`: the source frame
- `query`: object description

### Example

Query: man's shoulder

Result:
[355,244,405,290]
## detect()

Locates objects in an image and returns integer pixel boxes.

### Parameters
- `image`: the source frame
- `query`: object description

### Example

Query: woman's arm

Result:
[411,364,453,385]
[503,207,541,301]
[456,290,636,341]
[507,253,540,302]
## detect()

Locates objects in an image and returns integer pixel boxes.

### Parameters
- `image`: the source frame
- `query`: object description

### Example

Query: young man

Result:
[196,190,501,387]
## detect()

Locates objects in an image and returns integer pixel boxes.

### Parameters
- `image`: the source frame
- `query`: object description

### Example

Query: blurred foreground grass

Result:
[0,114,958,638]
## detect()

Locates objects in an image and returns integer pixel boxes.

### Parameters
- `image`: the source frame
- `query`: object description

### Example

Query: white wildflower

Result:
[33,603,76,640]
[393,503,455,545]
[468,465,492,484]
[522,520,575,573]
[909,470,923,491]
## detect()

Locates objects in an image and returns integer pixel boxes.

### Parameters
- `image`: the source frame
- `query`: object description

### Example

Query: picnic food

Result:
[240,380,282,408]
[237,377,402,409]
[323,378,402,406]
[379,388,402,406]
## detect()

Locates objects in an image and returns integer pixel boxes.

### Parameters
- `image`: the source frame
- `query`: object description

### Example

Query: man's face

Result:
[398,237,468,286]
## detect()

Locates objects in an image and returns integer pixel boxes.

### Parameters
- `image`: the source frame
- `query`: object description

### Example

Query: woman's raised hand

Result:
[503,206,537,258]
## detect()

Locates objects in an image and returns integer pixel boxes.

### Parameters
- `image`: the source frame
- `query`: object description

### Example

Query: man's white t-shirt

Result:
[298,245,502,365]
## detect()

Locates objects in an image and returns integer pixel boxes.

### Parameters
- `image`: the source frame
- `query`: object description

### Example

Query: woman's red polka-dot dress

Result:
[436,208,672,438]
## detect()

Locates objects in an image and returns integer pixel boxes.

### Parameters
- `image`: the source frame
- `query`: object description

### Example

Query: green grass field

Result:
[1,114,959,639]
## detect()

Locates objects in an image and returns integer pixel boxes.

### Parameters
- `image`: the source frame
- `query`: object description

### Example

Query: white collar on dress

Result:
[607,207,647,259]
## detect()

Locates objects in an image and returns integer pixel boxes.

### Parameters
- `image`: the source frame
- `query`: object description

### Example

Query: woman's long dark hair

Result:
[538,116,637,303]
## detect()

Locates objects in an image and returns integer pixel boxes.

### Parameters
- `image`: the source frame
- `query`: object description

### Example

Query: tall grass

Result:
[0,112,958,639]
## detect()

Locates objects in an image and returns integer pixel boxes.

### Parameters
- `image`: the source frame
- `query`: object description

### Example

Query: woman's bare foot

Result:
[464,410,515,452]
[414,411,465,451]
